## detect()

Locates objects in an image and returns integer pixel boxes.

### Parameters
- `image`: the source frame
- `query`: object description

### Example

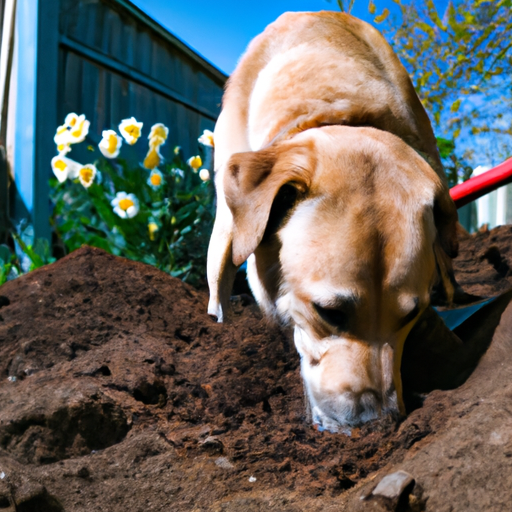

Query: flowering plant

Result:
[50,116,215,286]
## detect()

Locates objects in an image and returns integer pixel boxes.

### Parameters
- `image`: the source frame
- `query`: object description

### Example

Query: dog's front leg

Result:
[207,183,239,322]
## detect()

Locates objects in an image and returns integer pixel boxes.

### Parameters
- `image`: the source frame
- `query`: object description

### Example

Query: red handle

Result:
[450,158,512,209]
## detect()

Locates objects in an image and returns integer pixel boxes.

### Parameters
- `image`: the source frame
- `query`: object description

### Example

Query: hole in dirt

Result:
[94,365,111,376]
[0,401,131,464]
[132,380,167,405]
[0,495,10,508]
[402,290,512,411]
[16,488,64,512]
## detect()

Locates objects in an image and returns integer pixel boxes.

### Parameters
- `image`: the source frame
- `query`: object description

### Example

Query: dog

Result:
[206,11,459,431]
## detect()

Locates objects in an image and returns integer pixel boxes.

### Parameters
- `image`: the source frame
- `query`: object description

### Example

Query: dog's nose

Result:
[311,389,382,433]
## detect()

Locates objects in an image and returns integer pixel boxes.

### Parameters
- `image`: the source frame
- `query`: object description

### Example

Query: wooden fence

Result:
[0,0,227,241]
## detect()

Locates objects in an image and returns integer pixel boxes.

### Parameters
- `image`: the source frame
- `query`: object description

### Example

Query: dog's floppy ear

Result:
[224,142,314,266]
[430,183,461,306]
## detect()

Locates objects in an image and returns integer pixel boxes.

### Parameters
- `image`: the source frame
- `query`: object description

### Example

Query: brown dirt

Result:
[0,225,512,511]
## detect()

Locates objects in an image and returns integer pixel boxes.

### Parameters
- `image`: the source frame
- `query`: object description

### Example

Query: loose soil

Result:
[1,225,512,511]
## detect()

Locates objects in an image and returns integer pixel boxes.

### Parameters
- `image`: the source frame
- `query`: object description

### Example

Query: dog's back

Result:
[215,11,443,181]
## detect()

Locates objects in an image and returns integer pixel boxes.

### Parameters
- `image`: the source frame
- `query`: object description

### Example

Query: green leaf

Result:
[451,99,462,113]
[437,137,456,159]
[374,8,390,23]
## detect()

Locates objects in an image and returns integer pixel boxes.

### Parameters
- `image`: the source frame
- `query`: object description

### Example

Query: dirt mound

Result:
[0,226,512,511]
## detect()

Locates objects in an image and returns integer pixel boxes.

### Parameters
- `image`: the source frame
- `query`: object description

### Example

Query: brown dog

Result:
[207,11,459,431]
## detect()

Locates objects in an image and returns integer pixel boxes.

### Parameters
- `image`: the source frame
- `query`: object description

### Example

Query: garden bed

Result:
[1,225,512,511]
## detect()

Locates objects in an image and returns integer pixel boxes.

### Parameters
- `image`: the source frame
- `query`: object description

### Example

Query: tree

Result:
[329,0,512,184]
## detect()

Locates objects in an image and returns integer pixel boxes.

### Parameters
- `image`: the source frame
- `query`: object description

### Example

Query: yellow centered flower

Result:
[80,167,93,183]
[147,169,164,189]
[54,159,66,172]
[107,133,118,152]
[51,155,81,182]
[125,124,140,139]
[143,147,162,170]
[198,129,214,147]
[148,123,169,142]
[78,164,97,188]
[119,117,143,145]
[65,113,79,128]
[98,129,122,159]
[187,155,202,170]
[68,115,89,142]
[111,192,139,219]
[150,173,162,186]
[119,198,134,211]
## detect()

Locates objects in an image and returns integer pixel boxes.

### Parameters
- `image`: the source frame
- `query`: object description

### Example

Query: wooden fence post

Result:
[33,0,59,241]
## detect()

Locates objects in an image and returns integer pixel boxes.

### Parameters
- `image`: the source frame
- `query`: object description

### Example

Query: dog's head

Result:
[223,126,458,431]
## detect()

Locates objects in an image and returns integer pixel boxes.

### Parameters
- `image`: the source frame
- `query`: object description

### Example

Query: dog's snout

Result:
[312,389,382,432]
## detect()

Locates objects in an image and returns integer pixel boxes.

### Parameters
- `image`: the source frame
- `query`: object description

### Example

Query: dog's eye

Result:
[313,303,349,331]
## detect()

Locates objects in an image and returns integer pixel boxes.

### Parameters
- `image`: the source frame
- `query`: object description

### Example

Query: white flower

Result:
[148,123,169,143]
[54,124,71,146]
[54,114,90,146]
[78,164,97,188]
[147,169,164,189]
[98,130,123,159]
[119,117,143,145]
[187,155,202,171]
[172,168,184,179]
[111,192,140,219]
[199,168,210,181]
[67,114,90,143]
[51,155,82,183]
[198,129,214,147]
[64,113,80,128]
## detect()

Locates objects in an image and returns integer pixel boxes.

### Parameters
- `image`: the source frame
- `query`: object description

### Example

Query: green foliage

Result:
[0,245,17,286]
[0,223,56,285]
[330,0,390,22]
[50,150,214,287]
[328,0,512,174]
[436,137,474,187]
[380,0,512,167]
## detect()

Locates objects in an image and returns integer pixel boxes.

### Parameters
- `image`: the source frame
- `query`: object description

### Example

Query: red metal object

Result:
[450,158,512,209]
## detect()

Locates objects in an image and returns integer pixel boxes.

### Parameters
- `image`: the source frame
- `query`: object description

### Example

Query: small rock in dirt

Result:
[359,470,418,511]
[215,457,234,470]
[372,470,415,500]
[199,436,224,455]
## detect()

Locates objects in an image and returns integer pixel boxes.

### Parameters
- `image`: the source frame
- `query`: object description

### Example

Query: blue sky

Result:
[129,0,502,170]
[130,0,398,75]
